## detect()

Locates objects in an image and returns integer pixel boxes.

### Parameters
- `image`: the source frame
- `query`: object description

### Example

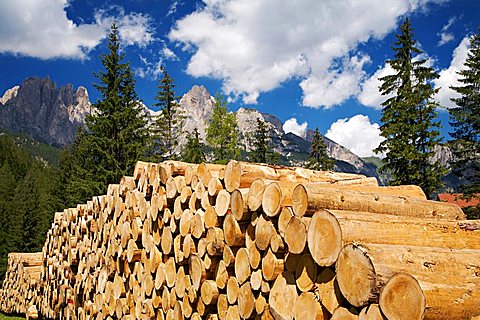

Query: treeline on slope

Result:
[0,134,63,281]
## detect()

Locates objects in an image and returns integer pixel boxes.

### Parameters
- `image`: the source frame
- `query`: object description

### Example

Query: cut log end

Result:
[292,184,308,217]
[379,273,425,320]
[308,210,342,267]
[335,244,376,307]
[225,160,241,192]
[294,292,325,320]
[262,182,282,217]
[247,179,265,211]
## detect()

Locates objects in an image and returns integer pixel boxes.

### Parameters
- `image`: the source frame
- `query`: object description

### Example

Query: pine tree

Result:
[152,67,184,161]
[58,24,149,205]
[206,94,240,164]
[449,29,480,218]
[374,18,445,198]
[182,128,205,164]
[306,128,335,171]
[250,118,279,164]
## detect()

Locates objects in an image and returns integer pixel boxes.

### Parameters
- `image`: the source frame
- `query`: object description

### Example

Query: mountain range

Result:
[0,77,382,179]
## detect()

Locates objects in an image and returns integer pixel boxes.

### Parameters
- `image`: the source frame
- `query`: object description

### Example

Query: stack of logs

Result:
[1,160,479,320]
[0,252,42,318]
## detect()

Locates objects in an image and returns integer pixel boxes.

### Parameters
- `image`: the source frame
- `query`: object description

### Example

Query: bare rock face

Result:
[178,85,215,140]
[0,77,92,146]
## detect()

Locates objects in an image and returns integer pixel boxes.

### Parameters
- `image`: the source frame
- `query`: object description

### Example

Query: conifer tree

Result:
[250,118,279,164]
[152,67,184,160]
[374,18,445,198]
[449,29,480,217]
[182,128,205,164]
[206,94,240,164]
[306,128,334,171]
[59,24,149,205]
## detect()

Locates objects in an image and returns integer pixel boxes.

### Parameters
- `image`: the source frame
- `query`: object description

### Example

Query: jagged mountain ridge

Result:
[0,78,377,177]
[0,77,92,147]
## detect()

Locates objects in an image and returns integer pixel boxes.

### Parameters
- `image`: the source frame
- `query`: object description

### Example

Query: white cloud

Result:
[325,115,384,157]
[434,36,470,108]
[0,1,154,59]
[358,52,435,109]
[437,16,456,46]
[357,63,395,109]
[169,0,443,107]
[283,118,308,138]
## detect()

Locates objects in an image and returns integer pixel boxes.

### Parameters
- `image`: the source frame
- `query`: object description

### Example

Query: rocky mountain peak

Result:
[0,86,19,105]
[178,85,215,140]
[0,77,92,146]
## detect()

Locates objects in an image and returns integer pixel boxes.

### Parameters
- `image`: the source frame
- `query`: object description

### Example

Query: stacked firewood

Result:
[1,160,479,319]
[0,252,42,317]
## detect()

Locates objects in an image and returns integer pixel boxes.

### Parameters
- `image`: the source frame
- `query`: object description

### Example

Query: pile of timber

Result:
[0,252,42,317]
[0,160,479,320]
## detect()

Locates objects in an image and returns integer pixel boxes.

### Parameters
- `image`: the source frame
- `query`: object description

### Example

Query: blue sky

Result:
[0,0,479,157]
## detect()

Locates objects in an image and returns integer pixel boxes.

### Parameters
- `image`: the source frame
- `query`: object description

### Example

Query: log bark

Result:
[329,209,480,249]
[292,184,465,220]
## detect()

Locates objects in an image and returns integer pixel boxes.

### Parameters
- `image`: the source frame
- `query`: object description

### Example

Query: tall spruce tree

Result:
[449,29,480,217]
[250,118,279,164]
[58,24,149,206]
[152,67,184,161]
[182,128,205,164]
[306,128,334,171]
[374,18,445,198]
[206,94,240,164]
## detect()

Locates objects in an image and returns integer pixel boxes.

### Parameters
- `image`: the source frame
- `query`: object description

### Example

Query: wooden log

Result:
[238,282,255,319]
[379,273,425,320]
[358,304,385,320]
[307,210,342,267]
[235,248,251,285]
[190,254,206,292]
[335,243,480,319]
[278,207,293,237]
[329,209,480,249]
[224,160,373,192]
[269,272,298,320]
[284,216,308,254]
[227,277,239,304]
[261,249,284,281]
[292,184,465,220]
[295,253,317,292]
[231,188,251,221]
[293,292,325,320]
[215,189,231,217]
[255,215,275,251]
[224,214,246,247]
[201,280,219,305]
[331,307,359,320]
[247,178,265,211]
[314,267,344,314]
[208,177,224,196]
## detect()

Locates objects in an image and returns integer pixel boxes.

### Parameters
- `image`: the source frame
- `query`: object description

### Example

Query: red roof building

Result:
[437,193,480,208]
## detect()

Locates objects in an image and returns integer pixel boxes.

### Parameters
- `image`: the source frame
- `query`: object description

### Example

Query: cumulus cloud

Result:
[325,115,384,157]
[283,118,308,138]
[0,0,155,59]
[437,16,457,46]
[434,36,470,108]
[358,52,435,109]
[357,63,394,109]
[169,0,443,107]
